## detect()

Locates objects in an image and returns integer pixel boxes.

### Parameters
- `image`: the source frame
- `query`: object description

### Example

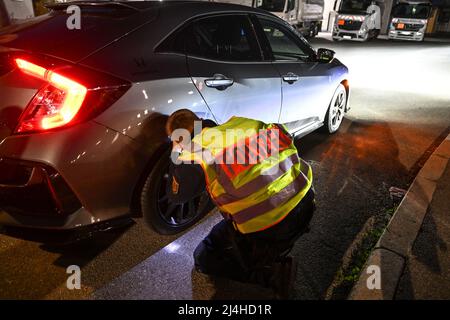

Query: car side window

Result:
[171,15,262,62]
[258,18,310,61]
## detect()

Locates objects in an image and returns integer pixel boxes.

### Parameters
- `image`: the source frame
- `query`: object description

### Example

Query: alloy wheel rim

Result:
[157,171,208,227]
[330,90,346,131]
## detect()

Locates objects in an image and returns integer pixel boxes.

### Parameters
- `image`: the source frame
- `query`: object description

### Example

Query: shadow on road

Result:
[187,119,413,300]
[0,222,132,299]
[0,218,181,299]
[395,211,446,299]
[291,119,410,299]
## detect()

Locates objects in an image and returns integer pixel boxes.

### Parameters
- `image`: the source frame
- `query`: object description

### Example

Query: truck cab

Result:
[388,1,431,41]
[0,0,34,27]
[332,0,381,41]
[255,0,324,37]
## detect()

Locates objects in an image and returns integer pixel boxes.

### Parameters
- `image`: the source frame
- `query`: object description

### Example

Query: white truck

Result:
[388,1,431,41]
[210,0,324,37]
[254,0,325,37]
[0,0,34,27]
[332,0,382,41]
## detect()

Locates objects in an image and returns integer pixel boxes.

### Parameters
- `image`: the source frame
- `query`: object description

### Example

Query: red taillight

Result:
[15,58,47,79]
[15,58,88,133]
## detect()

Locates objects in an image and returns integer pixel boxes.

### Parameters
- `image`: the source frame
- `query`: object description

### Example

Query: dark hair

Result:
[166,109,200,136]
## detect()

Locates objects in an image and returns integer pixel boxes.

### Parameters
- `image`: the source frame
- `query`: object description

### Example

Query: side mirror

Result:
[317,48,335,63]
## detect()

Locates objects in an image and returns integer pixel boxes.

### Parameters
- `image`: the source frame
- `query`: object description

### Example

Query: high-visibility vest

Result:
[178,116,313,234]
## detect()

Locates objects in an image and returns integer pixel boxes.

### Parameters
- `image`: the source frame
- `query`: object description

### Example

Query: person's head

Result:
[166,109,200,143]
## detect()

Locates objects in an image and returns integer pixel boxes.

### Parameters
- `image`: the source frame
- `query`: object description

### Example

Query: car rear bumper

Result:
[0,121,147,230]
[0,158,82,216]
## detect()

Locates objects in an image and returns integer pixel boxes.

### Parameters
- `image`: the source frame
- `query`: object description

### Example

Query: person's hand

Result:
[172,140,183,154]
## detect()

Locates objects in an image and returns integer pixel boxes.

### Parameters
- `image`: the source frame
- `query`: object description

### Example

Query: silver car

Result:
[0,1,349,235]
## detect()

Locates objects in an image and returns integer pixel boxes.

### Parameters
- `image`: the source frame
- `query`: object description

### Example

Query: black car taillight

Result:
[14,56,130,134]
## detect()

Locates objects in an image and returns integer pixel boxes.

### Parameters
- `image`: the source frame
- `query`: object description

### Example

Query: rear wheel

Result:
[140,149,213,235]
[324,84,347,134]
[374,29,380,39]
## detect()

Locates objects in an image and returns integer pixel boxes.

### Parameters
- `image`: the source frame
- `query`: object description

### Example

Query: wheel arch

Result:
[129,112,218,218]
[130,142,170,218]
[341,79,350,112]
[324,80,349,120]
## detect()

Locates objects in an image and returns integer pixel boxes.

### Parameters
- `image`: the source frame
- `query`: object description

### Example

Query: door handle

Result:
[204,74,234,90]
[282,73,300,84]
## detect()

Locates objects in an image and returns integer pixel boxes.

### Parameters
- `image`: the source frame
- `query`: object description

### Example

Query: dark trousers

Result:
[193,189,315,285]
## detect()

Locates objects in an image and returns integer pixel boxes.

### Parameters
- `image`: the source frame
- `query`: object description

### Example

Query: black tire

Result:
[368,29,379,41]
[374,29,380,39]
[140,148,214,235]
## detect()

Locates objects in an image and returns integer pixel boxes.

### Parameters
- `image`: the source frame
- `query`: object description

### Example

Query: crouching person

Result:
[166,109,315,298]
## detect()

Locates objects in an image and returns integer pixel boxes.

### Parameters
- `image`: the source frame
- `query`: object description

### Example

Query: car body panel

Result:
[280,59,348,131]
[0,1,349,230]
[276,61,329,131]
[0,4,159,63]
[0,121,149,228]
[92,54,215,140]
[187,57,281,124]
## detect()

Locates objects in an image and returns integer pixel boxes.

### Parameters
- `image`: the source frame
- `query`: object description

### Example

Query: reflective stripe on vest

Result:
[178,117,313,234]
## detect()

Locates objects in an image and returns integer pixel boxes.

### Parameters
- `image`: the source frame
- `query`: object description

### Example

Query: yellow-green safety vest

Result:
[178,117,313,234]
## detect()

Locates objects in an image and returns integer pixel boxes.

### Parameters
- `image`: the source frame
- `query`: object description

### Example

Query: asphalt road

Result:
[1,35,449,300]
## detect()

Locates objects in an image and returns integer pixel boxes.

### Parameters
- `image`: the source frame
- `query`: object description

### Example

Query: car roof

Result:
[49,0,276,17]
[158,0,272,14]
[2,1,281,64]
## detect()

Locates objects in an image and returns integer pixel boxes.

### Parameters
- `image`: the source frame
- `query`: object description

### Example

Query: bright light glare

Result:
[164,243,180,253]
[341,48,450,100]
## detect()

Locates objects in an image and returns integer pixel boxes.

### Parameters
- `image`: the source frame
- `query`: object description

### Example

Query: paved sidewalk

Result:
[92,212,275,300]
[350,134,450,300]
[395,162,450,299]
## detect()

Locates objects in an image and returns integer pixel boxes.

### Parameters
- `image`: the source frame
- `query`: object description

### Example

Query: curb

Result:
[349,133,450,300]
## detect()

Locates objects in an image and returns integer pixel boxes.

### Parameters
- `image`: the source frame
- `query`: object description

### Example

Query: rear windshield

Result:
[0,4,158,62]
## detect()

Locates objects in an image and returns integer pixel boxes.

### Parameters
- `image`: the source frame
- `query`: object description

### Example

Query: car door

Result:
[181,14,282,124]
[255,16,332,133]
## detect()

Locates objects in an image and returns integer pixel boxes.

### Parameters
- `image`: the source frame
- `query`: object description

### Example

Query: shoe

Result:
[271,256,298,299]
